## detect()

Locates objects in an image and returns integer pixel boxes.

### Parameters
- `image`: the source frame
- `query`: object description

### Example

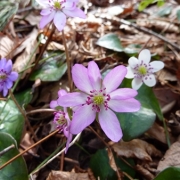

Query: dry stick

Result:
[0,129,59,170]
[111,18,180,51]
[88,126,122,180]
[9,90,39,142]
[0,144,15,156]
[62,30,73,91]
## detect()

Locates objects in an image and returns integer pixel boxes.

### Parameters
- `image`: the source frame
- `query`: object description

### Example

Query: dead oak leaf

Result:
[46,170,90,180]
[112,139,162,161]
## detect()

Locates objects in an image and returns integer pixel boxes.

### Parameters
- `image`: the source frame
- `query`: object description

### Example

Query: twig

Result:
[26,109,55,115]
[0,129,59,170]
[0,144,15,156]
[30,133,81,175]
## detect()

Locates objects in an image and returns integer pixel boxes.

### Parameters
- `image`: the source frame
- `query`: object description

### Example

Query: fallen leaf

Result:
[112,139,162,161]
[46,170,90,180]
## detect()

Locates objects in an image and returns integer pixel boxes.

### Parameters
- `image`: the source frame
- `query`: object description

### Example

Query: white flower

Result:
[125,49,164,90]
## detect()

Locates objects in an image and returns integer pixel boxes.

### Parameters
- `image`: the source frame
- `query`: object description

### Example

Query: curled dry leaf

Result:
[157,140,180,172]
[112,139,162,161]
[13,28,38,78]
[107,149,117,172]
[46,170,90,180]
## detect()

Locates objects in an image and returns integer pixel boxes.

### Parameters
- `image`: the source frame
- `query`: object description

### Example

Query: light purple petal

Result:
[63,8,86,18]
[53,11,66,31]
[108,98,141,112]
[8,72,18,81]
[65,133,73,154]
[88,61,102,90]
[58,89,67,97]
[40,8,52,16]
[132,78,143,90]
[5,60,12,73]
[70,105,96,134]
[3,87,8,97]
[57,92,87,107]
[150,61,164,72]
[125,66,135,79]
[103,65,127,94]
[63,1,77,10]
[110,88,138,100]
[99,107,122,142]
[138,49,151,64]
[5,80,13,89]
[128,57,139,68]
[143,74,156,87]
[39,11,55,29]
[50,100,58,109]
[36,0,49,7]
[72,64,92,94]
[0,58,7,69]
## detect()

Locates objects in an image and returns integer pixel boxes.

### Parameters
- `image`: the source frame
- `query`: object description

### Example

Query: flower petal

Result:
[110,88,138,100]
[132,78,143,90]
[58,92,87,107]
[128,57,139,68]
[8,72,18,81]
[103,65,127,94]
[63,8,86,18]
[5,60,12,73]
[40,8,52,16]
[88,61,102,90]
[143,74,156,87]
[3,87,8,97]
[39,11,55,29]
[72,64,92,94]
[58,89,67,97]
[0,58,7,69]
[5,80,13,89]
[63,1,76,10]
[50,100,58,109]
[65,133,72,154]
[99,107,122,142]
[125,66,135,79]
[36,0,49,7]
[70,105,96,134]
[53,11,66,31]
[150,61,164,72]
[138,49,151,64]
[109,98,141,112]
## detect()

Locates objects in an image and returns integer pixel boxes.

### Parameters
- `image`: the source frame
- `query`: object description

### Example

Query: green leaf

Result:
[158,6,172,17]
[96,33,124,52]
[138,0,154,11]
[14,89,33,107]
[157,0,165,7]
[177,10,180,21]
[154,167,180,180]
[90,149,135,180]
[117,107,156,141]
[30,60,67,81]
[0,1,18,31]
[0,132,28,180]
[0,100,25,145]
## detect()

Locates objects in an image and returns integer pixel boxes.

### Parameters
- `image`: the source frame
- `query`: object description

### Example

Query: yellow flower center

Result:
[54,1,61,9]
[138,66,147,75]
[0,74,7,80]
[93,95,104,105]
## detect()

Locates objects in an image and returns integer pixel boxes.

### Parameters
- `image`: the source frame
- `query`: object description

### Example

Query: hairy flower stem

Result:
[62,30,72,91]
[9,90,38,142]
[89,126,122,180]
[0,129,59,170]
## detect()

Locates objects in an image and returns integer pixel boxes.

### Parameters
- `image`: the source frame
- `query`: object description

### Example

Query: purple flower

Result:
[0,58,18,97]
[58,61,141,142]
[125,49,164,90]
[36,0,86,31]
[50,89,73,153]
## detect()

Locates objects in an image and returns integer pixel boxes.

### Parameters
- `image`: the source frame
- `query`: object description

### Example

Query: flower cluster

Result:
[125,49,164,90]
[36,0,86,31]
[50,89,72,153]
[0,58,18,97]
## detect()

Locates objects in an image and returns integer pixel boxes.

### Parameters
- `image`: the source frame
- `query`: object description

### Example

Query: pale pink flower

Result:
[50,89,72,153]
[36,0,86,31]
[58,61,140,142]
[125,49,164,90]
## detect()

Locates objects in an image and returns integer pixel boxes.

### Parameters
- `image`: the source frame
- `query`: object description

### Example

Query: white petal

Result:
[138,49,151,64]
[125,66,135,79]
[143,74,156,87]
[150,61,164,72]
[132,78,143,90]
[128,57,139,68]
[36,0,49,8]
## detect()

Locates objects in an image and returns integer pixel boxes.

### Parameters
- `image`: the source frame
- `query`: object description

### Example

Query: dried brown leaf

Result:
[108,149,117,172]
[112,139,162,161]
[136,164,154,180]
[157,140,180,172]
[46,170,90,180]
